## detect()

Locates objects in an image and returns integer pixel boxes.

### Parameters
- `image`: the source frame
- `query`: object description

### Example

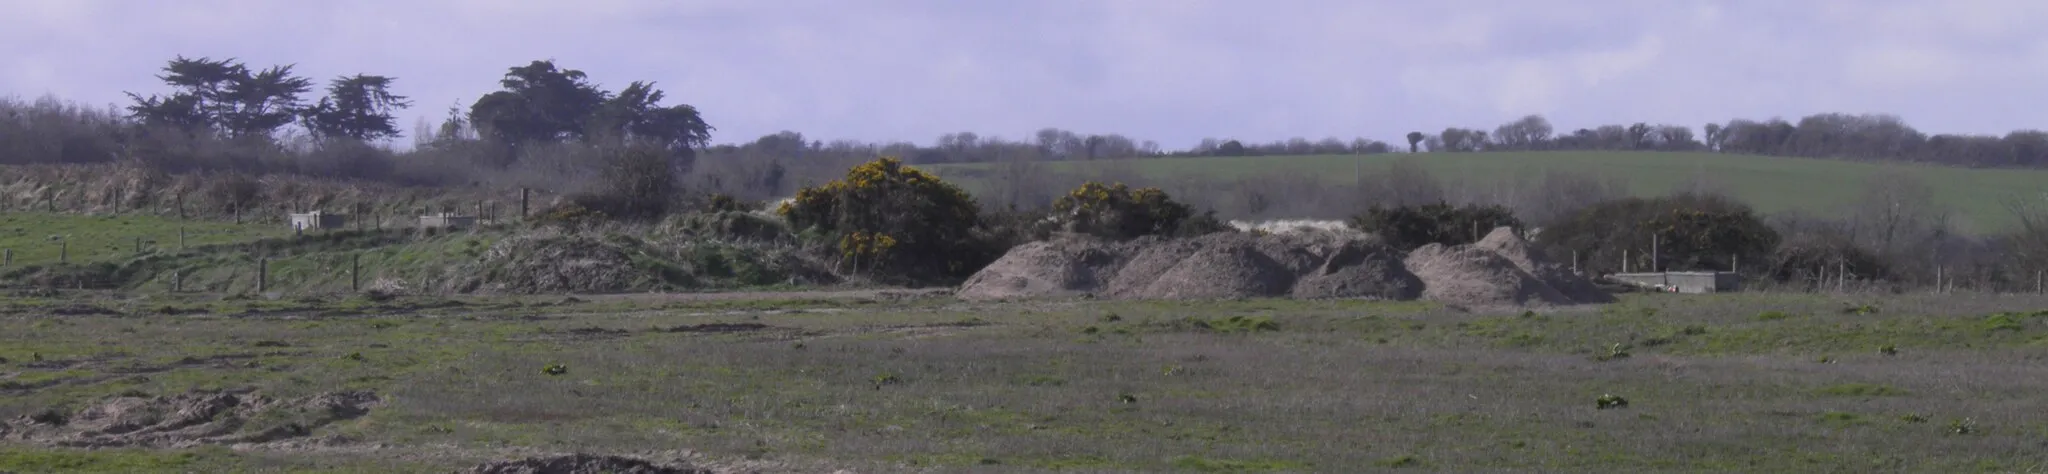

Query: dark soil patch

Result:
[656,323,773,334]
[463,453,713,474]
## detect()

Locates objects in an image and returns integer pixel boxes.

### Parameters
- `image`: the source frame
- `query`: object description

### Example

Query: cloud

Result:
[1,0,2044,148]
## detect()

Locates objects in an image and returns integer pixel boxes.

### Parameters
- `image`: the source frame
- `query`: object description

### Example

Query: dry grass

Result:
[1,291,2047,472]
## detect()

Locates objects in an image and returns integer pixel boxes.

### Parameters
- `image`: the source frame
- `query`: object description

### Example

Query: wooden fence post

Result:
[351,254,361,292]
[59,241,67,263]
[2,248,10,267]
[133,236,142,255]
[258,258,268,292]
[179,228,187,250]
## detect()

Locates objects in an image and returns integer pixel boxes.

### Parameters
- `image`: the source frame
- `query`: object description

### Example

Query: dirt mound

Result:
[1291,239,1424,300]
[464,454,713,474]
[1129,237,1295,299]
[956,236,1135,301]
[963,230,1427,301]
[960,226,1611,307]
[1404,243,1571,308]
[1,389,379,448]
[1471,227,1615,304]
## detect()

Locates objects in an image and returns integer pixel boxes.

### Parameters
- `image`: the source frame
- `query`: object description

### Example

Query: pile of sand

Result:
[464,454,714,474]
[1,389,379,448]
[958,226,1607,308]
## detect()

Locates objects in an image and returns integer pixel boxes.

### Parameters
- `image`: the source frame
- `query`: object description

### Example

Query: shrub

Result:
[1541,194,1778,275]
[1049,182,1222,240]
[1348,202,1523,251]
[777,157,981,280]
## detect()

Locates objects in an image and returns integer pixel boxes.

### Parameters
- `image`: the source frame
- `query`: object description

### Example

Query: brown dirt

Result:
[463,454,714,474]
[959,227,1608,307]
[0,389,379,448]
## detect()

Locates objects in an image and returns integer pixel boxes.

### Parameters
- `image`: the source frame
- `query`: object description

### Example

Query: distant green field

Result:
[928,151,2048,234]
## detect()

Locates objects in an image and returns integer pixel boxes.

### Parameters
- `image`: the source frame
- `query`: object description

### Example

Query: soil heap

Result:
[958,226,1609,308]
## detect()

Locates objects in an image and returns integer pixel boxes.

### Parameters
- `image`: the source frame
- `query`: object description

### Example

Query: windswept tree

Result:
[125,56,314,137]
[468,60,712,155]
[301,74,412,141]
[1405,131,1425,153]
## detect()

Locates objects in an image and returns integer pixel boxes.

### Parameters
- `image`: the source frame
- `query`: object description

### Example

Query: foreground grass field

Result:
[3,290,2048,473]
[930,151,2048,234]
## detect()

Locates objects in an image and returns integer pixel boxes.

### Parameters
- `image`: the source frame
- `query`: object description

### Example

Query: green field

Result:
[930,151,2048,234]
[0,213,285,267]
[3,291,2048,472]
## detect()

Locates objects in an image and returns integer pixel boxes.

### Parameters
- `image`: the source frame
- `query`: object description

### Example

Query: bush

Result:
[1348,202,1522,251]
[1049,182,1224,240]
[777,157,982,280]
[1541,193,1778,275]
[566,143,683,221]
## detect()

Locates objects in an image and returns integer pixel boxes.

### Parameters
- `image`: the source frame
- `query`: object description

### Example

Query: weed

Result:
[1594,343,1632,362]
[1950,418,1978,435]
[1814,383,1909,397]
[1378,455,1422,468]
[541,364,568,376]
[1982,313,2027,332]
[1596,393,1629,410]
[1879,344,1898,356]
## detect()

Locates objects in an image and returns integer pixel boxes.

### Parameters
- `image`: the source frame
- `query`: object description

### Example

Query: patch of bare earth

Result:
[0,389,379,449]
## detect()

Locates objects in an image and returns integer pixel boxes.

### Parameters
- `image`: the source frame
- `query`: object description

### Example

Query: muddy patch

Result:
[0,389,380,448]
[464,453,714,474]
[656,323,774,334]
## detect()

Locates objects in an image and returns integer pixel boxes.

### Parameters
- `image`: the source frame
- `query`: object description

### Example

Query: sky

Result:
[4,0,2046,150]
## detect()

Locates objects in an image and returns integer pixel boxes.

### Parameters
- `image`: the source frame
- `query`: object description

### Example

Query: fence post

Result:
[2,248,9,267]
[234,206,242,224]
[172,270,182,293]
[179,228,187,250]
[2036,269,2043,295]
[521,188,530,219]
[1622,249,1629,274]
[1838,261,1846,292]
[134,236,142,255]
[258,258,268,292]
[176,193,185,218]
[351,254,361,292]
[59,241,67,263]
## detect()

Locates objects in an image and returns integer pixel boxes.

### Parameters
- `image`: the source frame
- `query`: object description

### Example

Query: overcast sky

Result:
[4,0,2044,149]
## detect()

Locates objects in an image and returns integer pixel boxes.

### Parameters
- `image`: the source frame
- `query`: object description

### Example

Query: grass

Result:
[0,212,284,267]
[928,151,2048,233]
[3,291,2048,471]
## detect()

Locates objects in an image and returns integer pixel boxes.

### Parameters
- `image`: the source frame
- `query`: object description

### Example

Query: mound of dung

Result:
[1126,237,1295,299]
[2,390,379,448]
[955,236,1135,301]
[963,230,1425,301]
[1470,227,1615,304]
[464,454,714,474]
[1291,240,1425,300]
[1403,243,1571,308]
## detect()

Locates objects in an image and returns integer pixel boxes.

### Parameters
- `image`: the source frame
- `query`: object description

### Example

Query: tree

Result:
[1348,202,1523,251]
[125,56,313,137]
[1702,123,1722,151]
[1492,115,1553,150]
[301,74,412,141]
[469,60,607,145]
[1405,131,1425,153]
[1217,140,1247,157]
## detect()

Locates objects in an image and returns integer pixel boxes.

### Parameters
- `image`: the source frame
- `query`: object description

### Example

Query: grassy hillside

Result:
[929,151,2048,234]
[0,213,285,267]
